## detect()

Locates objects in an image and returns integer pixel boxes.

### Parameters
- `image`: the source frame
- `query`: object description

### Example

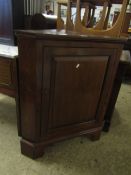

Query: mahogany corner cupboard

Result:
[16,29,126,159]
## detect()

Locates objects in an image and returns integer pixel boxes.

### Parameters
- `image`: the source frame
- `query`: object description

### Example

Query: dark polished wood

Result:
[0,53,21,135]
[0,55,17,97]
[25,14,57,30]
[87,130,101,141]
[16,29,126,159]
[31,14,57,30]
[0,0,24,45]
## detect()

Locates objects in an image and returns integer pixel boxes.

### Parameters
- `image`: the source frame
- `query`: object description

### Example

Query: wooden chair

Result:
[57,0,65,29]
[74,0,129,37]
[56,0,96,30]
[93,1,111,30]
[57,0,129,38]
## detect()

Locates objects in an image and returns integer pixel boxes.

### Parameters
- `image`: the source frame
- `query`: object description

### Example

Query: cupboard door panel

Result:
[41,47,111,136]
[49,56,108,129]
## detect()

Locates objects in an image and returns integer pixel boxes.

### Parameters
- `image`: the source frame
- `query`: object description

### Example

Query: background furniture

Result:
[57,0,129,38]
[0,56,17,98]
[31,14,57,29]
[103,52,131,131]
[113,12,131,34]
[16,29,126,159]
[0,45,18,97]
[0,0,24,45]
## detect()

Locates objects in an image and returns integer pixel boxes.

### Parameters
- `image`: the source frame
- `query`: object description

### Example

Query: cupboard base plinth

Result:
[87,130,101,141]
[20,129,102,159]
[20,139,45,159]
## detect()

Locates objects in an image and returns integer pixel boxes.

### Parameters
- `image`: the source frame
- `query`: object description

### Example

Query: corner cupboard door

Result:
[41,47,113,136]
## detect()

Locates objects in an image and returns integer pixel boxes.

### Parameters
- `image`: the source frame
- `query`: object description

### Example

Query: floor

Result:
[0,83,131,175]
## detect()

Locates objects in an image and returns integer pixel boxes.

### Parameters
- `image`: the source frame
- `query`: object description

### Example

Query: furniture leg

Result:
[21,139,45,159]
[87,130,101,141]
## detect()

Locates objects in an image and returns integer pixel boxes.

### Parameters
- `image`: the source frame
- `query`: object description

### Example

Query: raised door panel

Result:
[41,47,111,137]
[49,56,108,128]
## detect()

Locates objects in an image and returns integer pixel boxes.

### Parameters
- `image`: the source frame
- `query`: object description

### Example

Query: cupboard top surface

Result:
[16,29,127,44]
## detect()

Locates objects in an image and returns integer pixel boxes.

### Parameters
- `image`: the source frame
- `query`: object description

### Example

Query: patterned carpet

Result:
[0,83,131,175]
